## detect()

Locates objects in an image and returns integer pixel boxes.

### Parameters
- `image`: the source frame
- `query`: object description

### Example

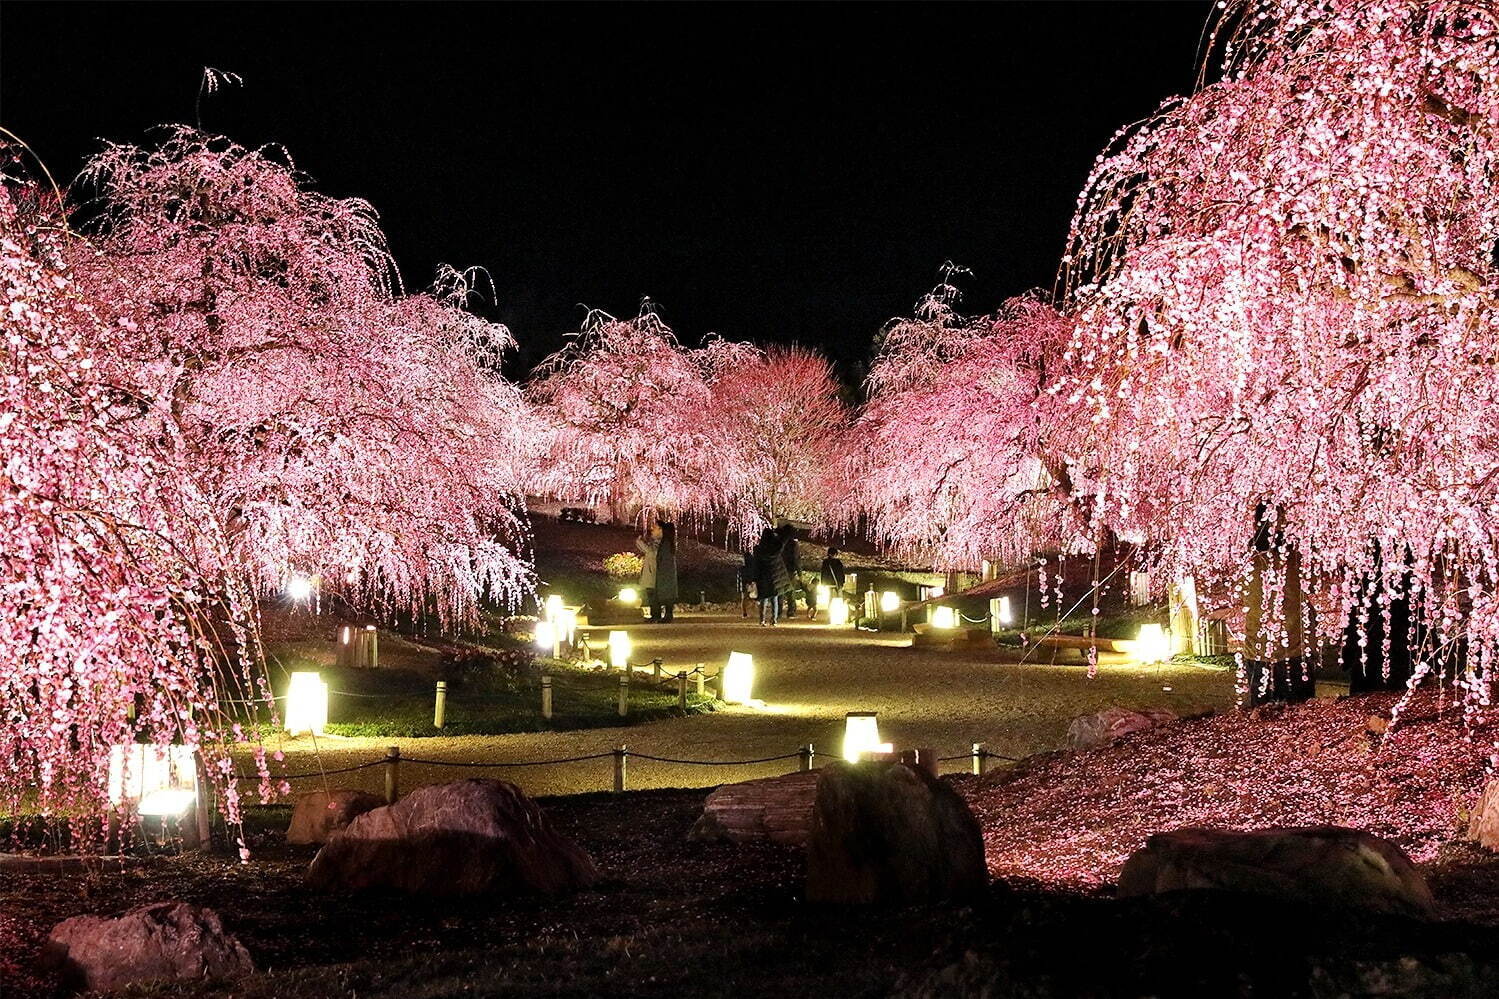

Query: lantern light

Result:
[544,594,563,622]
[843,712,891,762]
[286,574,314,602]
[1134,623,1170,664]
[931,606,958,630]
[557,608,578,647]
[815,585,831,610]
[285,671,329,735]
[618,586,639,606]
[880,591,901,614]
[828,596,850,627]
[929,585,945,599]
[723,651,755,704]
[609,630,631,670]
[138,788,198,817]
[997,596,1014,626]
[534,620,558,655]
[107,744,198,808]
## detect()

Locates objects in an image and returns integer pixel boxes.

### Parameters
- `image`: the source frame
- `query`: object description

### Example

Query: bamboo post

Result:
[677,671,687,710]
[695,663,705,697]
[972,742,989,777]
[617,672,629,717]
[541,675,553,720]
[384,745,401,803]
[433,681,447,729]
[613,744,627,793]
[799,743,814,772]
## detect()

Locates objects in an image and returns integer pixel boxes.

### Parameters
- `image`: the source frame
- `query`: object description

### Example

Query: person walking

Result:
[820,547,847,592]
[753,527,788,626]
[652,521,678,622]
[776,523,801,619]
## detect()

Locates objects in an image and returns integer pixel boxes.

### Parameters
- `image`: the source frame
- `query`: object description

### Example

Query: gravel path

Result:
[240,613,1235,799]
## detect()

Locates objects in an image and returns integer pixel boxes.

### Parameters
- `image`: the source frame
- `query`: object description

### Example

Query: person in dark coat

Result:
[820,548,847,591]
[776,523,801,619]
[651,521,678,622]
[753,527,788,626]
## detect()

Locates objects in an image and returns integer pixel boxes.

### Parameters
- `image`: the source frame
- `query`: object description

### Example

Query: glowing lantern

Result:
[828,596,850,627]
[534,620,558,655]
[816,585,831,610]
[1134,623,1170,664]
[557,608,578,646]
[107,744,199,810]
[544,594,563,621]
[286,574,314,602]
[722,651,755,704]
[997,596,1014,626]
[931,606,958,629]
[843,712,892,762]
[929,585,945,599]
[618,586,639,605]
[285,671,329,735]
[609,630,631,670]
[880,591,901,614]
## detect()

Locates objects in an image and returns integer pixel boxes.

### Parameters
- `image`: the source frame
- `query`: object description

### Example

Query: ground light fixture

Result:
[609,630,631,670]
[997,596,1014,626]
[880,591,901,614]
[828,596,850,627]
[1134,623,1170,664]
[285,671,329,735]
[557,608,578,647]
[931,606,959,630]
[722,651,755,704]
[534,620,559,656]
[285,573,314,602]
[843,711,891,762]
[544,594,563,622]
[815,585,831,611]
[617,586,639,605]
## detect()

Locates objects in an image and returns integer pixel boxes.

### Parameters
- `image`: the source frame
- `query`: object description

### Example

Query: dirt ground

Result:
[238,614,1233,800]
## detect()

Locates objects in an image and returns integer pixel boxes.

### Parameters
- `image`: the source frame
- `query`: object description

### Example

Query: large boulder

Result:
[690,770,820,846]
[1118,826,1435,916]
[286,789,384,845]
[307,778,598,896]
[806,761,987,905]
[1067,706,1177,749]
[41,902,253,992]
[1467,778,1499,850]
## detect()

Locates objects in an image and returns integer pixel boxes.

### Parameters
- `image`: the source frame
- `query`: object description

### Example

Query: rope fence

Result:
[233,742,1018,799]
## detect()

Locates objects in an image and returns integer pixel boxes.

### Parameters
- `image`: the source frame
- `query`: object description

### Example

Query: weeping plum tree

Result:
[1058,0,1499,707]
[858,273,1080,569]
[528,302,725,525]
[72,129,534,624]
[707,343,852,532]
[0,182,265,819]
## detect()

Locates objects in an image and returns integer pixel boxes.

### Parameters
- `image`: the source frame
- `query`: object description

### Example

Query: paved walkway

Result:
[243,614,1235,800]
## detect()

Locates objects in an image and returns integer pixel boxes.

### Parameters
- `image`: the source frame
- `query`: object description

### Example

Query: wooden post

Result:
[384,745,400,803]
[901,606,909,633]
[433,681,447,729]
[799,743,814,772]
[972,742,989,777]
[695,663,705,696]
[365,626,380,669]
[541,675,553,720]
[618,672,629,717]
[677,671,687,710]
[613,744,627,793]
[652,657,663,683]
[336,625,354,669]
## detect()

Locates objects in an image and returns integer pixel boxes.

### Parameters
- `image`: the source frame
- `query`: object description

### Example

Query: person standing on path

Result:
[636,522,659,619]
[652,521,678,622]
[820,547,846,592]
[777,523,801,619]
[753,527,787,626]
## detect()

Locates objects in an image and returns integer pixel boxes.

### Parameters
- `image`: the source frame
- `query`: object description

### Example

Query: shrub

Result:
[603,552,643,578]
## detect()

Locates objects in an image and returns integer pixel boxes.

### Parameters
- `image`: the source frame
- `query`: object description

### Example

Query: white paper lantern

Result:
[931,606,958,629]
[107,744,199,812]
[609,630,631,670]
[1134,623,1170,664]
[842,712,891,762]
[828,596,850,627]
[880,591,901,614]
[722,651,755,704]
[285,671,329,735]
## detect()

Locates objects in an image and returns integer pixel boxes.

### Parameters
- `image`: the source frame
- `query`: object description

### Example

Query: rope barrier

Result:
[236,759,385,780]
[626,751,802,766]
[399,752,616,768]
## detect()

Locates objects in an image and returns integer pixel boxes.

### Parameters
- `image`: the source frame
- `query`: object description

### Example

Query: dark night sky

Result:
[1,1,1212,378]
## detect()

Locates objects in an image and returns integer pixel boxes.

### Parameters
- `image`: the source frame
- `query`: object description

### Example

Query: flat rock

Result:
[41,901,253,992]
[1067,706,1177,749]
[806,761,987,905]
[307,778,598,896]
[1467,778,1499,850]
[286,789,384,845]
[1118,826,1435,916]
[689,770,820,846]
